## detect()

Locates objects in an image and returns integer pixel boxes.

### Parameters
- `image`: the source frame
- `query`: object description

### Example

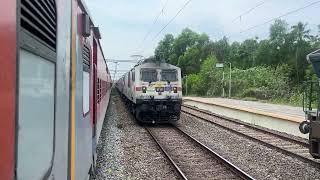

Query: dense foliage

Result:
[155,20,320,105]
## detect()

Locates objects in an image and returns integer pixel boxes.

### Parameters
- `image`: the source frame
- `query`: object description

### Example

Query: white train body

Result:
[116,60,182,122]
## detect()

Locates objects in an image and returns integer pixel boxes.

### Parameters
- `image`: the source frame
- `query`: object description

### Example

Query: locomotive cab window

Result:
[141,69,157,82]
[132,71,135,82]
[128,72,131,87]
[161,69,177,82]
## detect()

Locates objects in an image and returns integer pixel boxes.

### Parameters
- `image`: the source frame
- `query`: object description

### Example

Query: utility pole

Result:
[113,62,119,83]
[228,62,232,98]
[222,69,225,98]
[185,75,188,96]
[216,62,231,98]
[295,46,299,83]
[253,54,256,87]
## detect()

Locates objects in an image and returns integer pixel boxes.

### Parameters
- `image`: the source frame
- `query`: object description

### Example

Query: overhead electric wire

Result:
[150,0,192,42]
[211,0,269,38]
[231,0,269,22]
[139,0,192,54]
[226,0,320,38]
[136,0,169,50]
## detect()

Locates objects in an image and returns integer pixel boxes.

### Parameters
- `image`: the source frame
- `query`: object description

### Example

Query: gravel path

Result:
[177,113,320,179]
[94,96,124,180]
[94,93,180,179]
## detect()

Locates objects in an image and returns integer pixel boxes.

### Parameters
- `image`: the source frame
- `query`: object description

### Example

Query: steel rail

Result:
[146,126,254,180]
[181,105,320,168]
[174,126,255,180]
[145,127,188,180]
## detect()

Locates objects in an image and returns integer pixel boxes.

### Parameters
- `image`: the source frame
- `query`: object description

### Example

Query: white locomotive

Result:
[116,58,182,123]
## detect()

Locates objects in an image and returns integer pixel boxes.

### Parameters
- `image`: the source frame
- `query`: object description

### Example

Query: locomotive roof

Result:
[136,62,180,69]
[134,57,179,69]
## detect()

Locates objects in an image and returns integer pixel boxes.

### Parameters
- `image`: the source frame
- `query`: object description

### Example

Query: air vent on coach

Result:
[20,0,57,50]
[83,44,91,71]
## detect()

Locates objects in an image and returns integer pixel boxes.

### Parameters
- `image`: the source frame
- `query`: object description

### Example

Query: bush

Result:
[230,65,291,99]
[184,60,300,105]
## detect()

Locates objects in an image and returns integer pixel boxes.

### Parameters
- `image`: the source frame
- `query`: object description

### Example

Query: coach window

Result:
[83,44,90,114]
[17,0,56,179]
[97,79,101,102]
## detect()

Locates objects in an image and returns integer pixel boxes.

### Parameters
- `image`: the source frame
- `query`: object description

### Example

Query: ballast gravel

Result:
[177,113,320,180]
[116,96,179,179]
[94,97,124,180]
[94,92,320,179]
[93,94,179,179]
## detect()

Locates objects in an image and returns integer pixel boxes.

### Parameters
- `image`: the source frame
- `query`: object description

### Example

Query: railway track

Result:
[181,104,320,168]
[145,125,254,180]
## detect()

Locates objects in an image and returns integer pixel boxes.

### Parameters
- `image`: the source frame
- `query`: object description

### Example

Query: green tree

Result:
[170,28,201,65]
[186,56,219,95]
[290,22,312,83]
[154,20,319,105]
[255,39,273,66]
[155,34,174,62]
[155,28,212,75]
[238,38,259,68]
[213,36,230,63]
[270,19,288,42]
[269,19,289,65]
[177,46,202,75]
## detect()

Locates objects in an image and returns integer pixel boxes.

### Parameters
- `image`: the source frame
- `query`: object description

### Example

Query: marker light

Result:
[173,87,178,93]
[142,86,147,93]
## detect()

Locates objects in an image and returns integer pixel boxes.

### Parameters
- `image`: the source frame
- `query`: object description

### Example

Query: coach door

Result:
[17,0,57,179]
[92,39,98,138]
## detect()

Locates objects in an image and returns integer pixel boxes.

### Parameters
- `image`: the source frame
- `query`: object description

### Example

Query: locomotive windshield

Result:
[161,69,177,82]
[141,69,157,82]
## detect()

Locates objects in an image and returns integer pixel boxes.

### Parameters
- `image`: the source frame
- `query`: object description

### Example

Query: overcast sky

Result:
[83,0,320,79]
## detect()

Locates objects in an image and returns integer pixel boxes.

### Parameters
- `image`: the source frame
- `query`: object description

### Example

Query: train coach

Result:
[0,0,111,179]
[116,58,182,123]
[299,49,320,159]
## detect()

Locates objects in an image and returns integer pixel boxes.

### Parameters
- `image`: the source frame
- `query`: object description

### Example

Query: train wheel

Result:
[299,121,310,134]
[131,104,136,115]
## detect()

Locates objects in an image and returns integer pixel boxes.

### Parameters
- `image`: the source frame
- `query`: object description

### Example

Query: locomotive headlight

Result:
[173,87,177,93]
[142,86,147,93]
